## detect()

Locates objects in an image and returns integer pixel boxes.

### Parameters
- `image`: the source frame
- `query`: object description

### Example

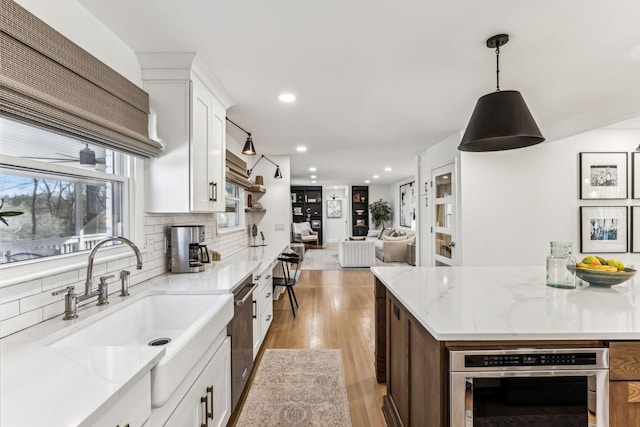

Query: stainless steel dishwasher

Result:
[227,276,257,412]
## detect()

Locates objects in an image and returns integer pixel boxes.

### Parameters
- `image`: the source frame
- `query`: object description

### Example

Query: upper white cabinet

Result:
[138,53,234,213]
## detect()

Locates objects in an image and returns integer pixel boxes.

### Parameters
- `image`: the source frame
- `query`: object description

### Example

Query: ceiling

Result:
[77,0,640,186]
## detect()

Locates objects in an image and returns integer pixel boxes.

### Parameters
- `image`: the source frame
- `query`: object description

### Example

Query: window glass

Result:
[0,117,128,265]
[217,181,242,230]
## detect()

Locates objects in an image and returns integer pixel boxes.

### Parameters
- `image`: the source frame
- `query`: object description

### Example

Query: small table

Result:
[290,243,305,260]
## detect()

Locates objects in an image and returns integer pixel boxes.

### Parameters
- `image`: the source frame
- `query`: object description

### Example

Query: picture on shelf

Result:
[355,219,365,227]
[311,220,321,229]
[293,207,302,215]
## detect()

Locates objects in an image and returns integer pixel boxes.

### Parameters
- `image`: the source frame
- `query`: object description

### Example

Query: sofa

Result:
[366,228,415,263]
[338,239,376,268]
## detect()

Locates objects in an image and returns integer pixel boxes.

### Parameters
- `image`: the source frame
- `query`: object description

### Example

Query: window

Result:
[0,117,132,265]
[217,181,243,230]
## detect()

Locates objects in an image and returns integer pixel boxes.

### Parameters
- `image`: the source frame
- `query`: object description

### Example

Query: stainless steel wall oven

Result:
[450,347,609,426]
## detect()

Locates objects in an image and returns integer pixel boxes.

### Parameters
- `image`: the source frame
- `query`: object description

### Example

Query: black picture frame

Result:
[580,206,628,253]
[579,152,628,199]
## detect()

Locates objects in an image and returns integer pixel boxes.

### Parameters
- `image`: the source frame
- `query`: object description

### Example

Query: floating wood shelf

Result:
[245,208,266,213]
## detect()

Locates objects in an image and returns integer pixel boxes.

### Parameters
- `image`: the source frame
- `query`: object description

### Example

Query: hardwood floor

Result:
[229,269,387,427]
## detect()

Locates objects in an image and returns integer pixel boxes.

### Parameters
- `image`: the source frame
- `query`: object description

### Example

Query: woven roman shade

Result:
[0,0,162,158]
[225,150,253,189]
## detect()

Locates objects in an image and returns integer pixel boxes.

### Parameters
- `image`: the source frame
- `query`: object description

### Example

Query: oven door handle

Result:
[235,284,258,306]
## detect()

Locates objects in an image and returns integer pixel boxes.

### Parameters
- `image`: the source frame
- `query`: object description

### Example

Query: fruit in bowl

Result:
[574,256,636,286]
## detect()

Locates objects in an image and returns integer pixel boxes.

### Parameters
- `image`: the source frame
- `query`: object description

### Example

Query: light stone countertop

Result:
[372,265,640,341]
[0,243,288,427]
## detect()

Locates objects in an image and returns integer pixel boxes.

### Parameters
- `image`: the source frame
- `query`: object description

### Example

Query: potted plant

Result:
[369,199,391,229]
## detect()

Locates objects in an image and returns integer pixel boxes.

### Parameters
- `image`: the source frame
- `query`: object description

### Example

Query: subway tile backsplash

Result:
[0,212,249,338]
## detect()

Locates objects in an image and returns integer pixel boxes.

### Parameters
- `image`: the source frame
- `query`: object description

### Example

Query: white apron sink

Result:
[46,290,233,407]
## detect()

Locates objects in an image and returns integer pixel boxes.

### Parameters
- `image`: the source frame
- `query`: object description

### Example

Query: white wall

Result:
[323,186,349,242]
[461,128,640,267]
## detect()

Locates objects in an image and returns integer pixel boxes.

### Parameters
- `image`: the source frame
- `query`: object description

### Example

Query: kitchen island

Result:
[372,266,640,427]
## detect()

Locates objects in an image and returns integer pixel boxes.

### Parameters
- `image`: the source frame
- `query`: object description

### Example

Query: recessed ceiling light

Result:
[279,93,296,103]
[310,175,317,179]
[297,146,307,152]
[373,175,379,179]
[309,167,316,172]
[385,167,392,172]
[364,180,370,184]
[311,180,316,184]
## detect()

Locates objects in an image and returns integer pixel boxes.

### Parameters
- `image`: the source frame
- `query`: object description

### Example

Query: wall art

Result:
[579,152,628,199]
[580,206,628,253]
[399,181,415,227]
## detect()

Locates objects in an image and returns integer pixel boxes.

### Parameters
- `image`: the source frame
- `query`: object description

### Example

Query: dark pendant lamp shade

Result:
[274,166,283,179]
[459,90,545,152]
[458,34,544,152]
[242,133,256,155]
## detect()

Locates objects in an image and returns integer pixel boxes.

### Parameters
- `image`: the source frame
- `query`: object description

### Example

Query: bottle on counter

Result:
[546,241,576,289]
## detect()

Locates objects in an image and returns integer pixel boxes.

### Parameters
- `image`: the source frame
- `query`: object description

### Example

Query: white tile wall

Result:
[0,212,249,338]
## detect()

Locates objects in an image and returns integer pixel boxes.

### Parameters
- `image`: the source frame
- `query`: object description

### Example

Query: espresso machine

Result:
[170,225,209,273]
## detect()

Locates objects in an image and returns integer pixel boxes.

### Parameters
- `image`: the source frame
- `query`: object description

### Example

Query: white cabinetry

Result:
[164,337,231,427]
[87,372,151,427]
[138,53,233,213]
[253,262,275,359]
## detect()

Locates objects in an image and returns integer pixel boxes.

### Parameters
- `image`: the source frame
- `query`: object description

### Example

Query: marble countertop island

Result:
[372,265,640,341]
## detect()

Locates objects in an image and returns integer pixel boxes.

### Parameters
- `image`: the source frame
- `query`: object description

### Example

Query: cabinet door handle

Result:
[265,292,271,299]
[207,386,214,419]
[264,274,271,280]
[209,182,218,202]
[253,300,257,319]
[393,303,400,320]
[201,396,208,427]
[266,314,272,321]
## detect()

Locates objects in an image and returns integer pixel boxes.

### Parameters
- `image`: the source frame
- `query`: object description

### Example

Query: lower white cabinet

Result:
[164,337,231,427]
[89,372,151,427]
[253,263,275,359]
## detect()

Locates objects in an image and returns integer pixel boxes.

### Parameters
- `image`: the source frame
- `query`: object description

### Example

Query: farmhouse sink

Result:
[47,290,234,407]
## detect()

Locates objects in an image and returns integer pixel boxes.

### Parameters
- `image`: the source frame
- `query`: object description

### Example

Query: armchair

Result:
[291,221,319,247]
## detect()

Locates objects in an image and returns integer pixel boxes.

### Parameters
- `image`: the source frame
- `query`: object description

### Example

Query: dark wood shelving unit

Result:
[291,185,323,245]
[351,185,369,236]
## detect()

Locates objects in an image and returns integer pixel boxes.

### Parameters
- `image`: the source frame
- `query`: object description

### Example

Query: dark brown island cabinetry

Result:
[375,278,640,427]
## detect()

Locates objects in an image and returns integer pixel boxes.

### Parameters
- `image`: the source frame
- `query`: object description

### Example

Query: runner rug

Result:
[235,349,353,426]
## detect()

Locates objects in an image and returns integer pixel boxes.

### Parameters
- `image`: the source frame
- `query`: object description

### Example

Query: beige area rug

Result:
[235,349,352,427]
[301,242,406,270]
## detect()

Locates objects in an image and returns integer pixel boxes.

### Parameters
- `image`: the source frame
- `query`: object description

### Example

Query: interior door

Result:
[432,163,458,266]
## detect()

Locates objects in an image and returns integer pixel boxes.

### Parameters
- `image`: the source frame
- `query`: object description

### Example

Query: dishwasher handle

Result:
[235,284,258,306]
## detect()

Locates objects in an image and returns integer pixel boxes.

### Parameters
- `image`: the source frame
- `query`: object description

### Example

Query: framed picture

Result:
[632,153,640,199]
[311,220,321,229]
[355,219,365,227]
[579,152,628,199]
[399,181,416,227]
[580,206,628,253]
[291,193,296,203]
[327,199,341,218]
[293,206,302,215]
[632,207,640,252]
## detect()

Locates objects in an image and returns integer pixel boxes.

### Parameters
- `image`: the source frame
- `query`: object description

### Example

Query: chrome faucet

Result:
[83,237,143,300]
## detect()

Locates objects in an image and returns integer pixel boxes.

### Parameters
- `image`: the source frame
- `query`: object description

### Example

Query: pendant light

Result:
[226,118,256,155]
[458,34,544,152]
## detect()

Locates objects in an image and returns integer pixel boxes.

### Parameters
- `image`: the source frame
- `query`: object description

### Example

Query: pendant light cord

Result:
[495,45,501,92]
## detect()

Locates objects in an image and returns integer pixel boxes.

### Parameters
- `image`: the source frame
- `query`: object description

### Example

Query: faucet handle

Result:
[52,285,75,296]
[52,286,78,320]
[97,275,114,306]
[99,274,115,285]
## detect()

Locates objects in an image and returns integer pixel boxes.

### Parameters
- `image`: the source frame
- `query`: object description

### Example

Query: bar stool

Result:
[273,252,302,317]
